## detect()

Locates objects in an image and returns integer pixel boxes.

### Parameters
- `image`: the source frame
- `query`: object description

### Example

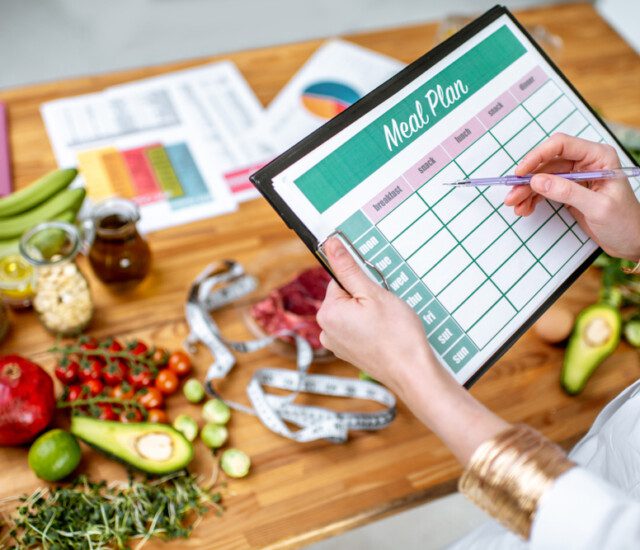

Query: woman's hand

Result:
[504,133,640,261]
[317,237,436,396]
[318,237,509,463]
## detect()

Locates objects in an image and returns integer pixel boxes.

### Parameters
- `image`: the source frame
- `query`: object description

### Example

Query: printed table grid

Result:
[338,66,615,374]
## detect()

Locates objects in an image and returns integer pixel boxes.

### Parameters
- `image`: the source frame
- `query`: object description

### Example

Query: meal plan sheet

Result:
[253,9,640,385]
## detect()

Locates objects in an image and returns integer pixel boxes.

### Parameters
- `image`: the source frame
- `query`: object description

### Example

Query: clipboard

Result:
[250,5,640,387]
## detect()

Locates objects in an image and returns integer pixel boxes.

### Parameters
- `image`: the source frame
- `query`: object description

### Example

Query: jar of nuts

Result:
[20,221,93,336]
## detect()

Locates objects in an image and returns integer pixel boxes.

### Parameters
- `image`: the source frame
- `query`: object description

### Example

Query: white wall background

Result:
[0,0,582,89]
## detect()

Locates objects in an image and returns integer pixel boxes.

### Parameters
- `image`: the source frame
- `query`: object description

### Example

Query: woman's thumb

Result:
[529,173,594,212]
[324,237,377,297]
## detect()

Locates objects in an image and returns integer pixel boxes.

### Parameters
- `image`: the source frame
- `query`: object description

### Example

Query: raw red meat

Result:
[250,267,331,349]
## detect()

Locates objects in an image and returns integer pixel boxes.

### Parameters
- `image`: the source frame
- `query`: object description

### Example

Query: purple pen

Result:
[445,167,640,187]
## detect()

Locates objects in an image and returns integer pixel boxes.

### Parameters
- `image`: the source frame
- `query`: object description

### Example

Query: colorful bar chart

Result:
[76,141,211,210]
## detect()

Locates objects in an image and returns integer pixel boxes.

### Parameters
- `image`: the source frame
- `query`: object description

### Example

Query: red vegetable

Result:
[120,408,143,423]
[97,403,118,421]
[128,340,148,356]
[66,385,84,402]
[0,355,56,446]
[137,387,164,410]
[79,336,99,351]
[55,359,80,384]
[83,379,104,397]
[147,408,168,424]
[102,360,126,387]
[155,369,179,395]
[126,366,154,390]
[168,351,192,378]
[106,338,123,353]
[110,383,134,400]
[79,359,102,382]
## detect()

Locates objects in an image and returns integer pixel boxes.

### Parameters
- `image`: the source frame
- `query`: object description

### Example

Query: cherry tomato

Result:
[84,379,104,397]
[110,382,135,400]
[120,408,143,423]
[106,338,123,353]
[78,336,99,351]
[79,359,102,382]
[102,360,126,387]
[126,366,154,390]
[155,369,179,395]
[97,404,118,421]
[137,387,164,410]
[168,350,192,378]
[55,359,80,384]
[147,409,168,424]
[65,384,84,402]
[128,340,149,356]
[151,347,169,367]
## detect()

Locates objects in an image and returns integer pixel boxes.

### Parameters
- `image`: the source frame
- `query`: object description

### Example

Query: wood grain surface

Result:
[1,3,639,548]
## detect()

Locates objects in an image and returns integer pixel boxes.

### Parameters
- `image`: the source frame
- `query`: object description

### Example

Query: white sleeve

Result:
[531,467,640,550]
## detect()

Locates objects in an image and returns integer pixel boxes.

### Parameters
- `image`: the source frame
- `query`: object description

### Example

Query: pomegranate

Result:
[0,355,56,446]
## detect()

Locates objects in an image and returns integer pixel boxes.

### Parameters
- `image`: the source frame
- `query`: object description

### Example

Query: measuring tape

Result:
[184,261,396,443]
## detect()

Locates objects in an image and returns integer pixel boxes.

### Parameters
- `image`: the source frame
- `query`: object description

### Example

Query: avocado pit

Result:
[583,317,612,347]
[135,432,174,462]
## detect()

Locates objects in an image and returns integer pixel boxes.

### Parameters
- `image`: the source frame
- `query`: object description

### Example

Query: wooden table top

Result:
[1,3,639,548]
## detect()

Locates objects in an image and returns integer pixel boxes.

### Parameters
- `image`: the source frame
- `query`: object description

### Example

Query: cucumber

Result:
[0,209,78,258]
[0,187,85,240]
[0,168,77,218]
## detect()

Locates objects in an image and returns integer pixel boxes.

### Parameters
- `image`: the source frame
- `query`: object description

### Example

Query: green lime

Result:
[28,429,81,482]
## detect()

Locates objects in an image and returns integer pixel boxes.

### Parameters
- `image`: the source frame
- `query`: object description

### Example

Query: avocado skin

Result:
[70,416,194,475]
[561,304,621,395]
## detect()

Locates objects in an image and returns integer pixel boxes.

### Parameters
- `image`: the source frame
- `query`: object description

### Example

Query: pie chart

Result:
[301,81,360,119]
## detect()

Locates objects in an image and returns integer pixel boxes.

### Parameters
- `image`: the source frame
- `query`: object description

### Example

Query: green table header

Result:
[294,25,526,213]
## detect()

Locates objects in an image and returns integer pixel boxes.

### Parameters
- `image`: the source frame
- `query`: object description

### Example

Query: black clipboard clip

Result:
[317,230,390,291]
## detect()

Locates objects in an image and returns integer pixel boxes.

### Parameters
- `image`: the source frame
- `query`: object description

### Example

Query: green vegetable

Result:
[220,448,251,478]
[0,187,85,240]
[0,168,77,218]
[624,317,640,347]
[71,416,193,475]
[183,378,205,403]
[202,399,231,425]
[173,414,199,442]
[4,472,221,549]
[201,423,228,449]
[600,285,623,308]
[561,304,621,395]
[28,429,81,482]
[593,252,612,268]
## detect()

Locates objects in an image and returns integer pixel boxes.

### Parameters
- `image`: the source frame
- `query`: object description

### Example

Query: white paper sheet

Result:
[256,39,404,152]
[107,61,277,201]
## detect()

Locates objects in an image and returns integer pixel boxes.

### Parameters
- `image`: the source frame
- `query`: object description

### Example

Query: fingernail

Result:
[535,176,551,192]
[330,238,346,259]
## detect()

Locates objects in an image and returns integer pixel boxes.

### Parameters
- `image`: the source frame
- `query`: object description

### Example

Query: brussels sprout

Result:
[624,318,640,348]
[220,448,251,478]
[172,414,198,442]
[201,423,228,449]
[183,378,205,403]
[202,399,231,425]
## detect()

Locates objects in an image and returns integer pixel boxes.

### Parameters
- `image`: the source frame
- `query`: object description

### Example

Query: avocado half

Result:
[561,303,621,395]
[71,416,194,475]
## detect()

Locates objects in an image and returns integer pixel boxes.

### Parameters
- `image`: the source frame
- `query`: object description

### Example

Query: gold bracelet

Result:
[622,259,640,275]
[458,424,575,539]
